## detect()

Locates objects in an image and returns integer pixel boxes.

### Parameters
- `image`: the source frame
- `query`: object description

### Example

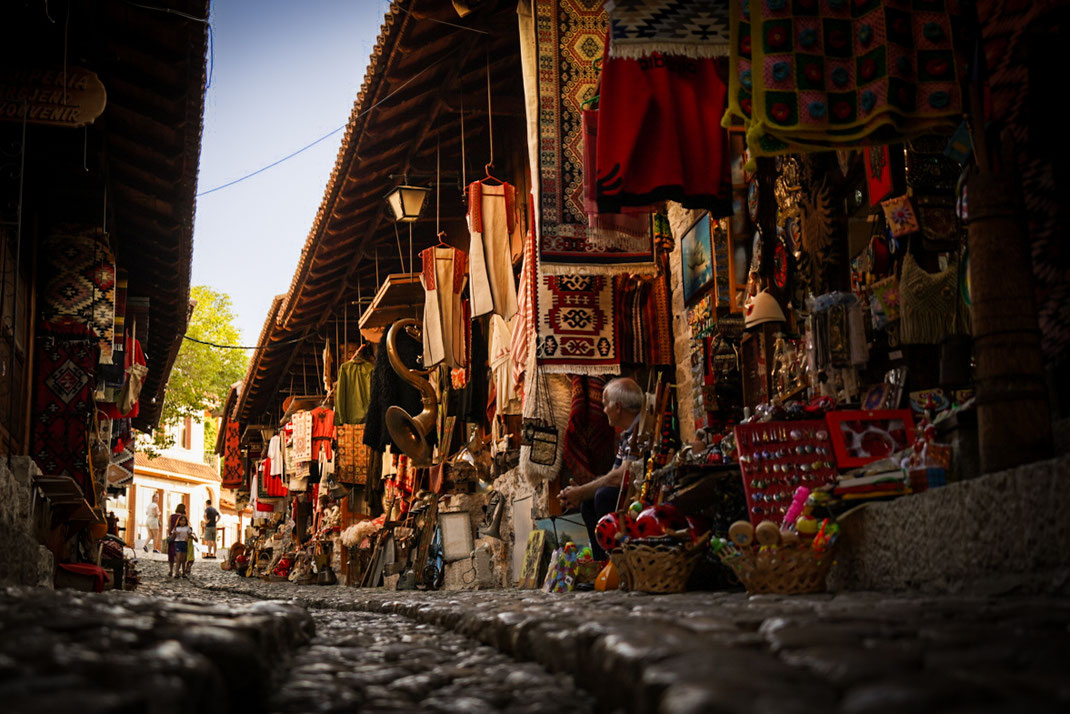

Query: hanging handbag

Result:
[520,367,558,466]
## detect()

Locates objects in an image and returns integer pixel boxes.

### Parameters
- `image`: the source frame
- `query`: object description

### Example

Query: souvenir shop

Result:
[220,0,1063,596]
[0,0,209,590]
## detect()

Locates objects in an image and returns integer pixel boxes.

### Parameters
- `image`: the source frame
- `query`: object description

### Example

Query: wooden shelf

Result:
[358,273,424,343]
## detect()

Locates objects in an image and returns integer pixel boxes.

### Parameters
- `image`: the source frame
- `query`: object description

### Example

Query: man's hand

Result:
[559,481,587,510]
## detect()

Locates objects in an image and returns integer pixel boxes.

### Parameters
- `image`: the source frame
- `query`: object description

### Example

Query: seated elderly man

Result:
[559,377,644,560]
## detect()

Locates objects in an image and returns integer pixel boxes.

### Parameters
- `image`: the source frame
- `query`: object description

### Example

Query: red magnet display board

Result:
[734,420,838,526]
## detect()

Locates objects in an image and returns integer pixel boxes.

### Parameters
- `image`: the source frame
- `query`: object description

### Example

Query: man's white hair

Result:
[603,377,644,413]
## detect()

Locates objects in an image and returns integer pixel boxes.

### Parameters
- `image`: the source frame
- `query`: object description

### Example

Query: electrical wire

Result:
[197,43,464,197]
[181,334,306,350]
[196,125,345,197]
[395,5,489,35]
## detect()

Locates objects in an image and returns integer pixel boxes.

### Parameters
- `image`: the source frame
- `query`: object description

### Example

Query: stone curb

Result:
[198,578,1070,714]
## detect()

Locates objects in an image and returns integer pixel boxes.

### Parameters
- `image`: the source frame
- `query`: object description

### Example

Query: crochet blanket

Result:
[724,0,962,164]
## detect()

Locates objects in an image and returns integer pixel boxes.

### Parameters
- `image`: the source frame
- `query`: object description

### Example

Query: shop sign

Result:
[0,67,107,128]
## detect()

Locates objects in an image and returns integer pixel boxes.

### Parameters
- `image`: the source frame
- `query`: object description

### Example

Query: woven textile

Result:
[724,0,962,163]
[336,424,371,485]
[31,333,97,495]
[615,265,675,366]
[291,410,312,462]
[561,376,616,486]
[529,0,656,272]
[41,229,116,364]
[222,421,244,488]
[510,196,537,400]
[112,269,127,361]
[536,273,620,375]
[608,0,731,59]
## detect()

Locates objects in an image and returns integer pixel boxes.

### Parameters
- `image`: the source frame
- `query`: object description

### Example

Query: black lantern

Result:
[384,182,431,223]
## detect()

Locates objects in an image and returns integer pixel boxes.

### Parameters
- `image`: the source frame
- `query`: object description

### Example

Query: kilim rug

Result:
[41,229,116,364]
[530,0,656,273]
[536,272,620,374]
[561,375,616,486]
[31,333,97,495]
[222,421,244,488]
[724,0,962,164]
[607,0,732,59]
[335,424,371,485]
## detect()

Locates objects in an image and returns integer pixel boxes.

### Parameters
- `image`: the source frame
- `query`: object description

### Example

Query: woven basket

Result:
[620,539,704,593]
[609,551,630,590]
[719,546,835,595]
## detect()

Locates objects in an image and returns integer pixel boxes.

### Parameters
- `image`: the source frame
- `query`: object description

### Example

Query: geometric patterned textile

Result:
[41,229,116,364]
[531,0,656,271]
[608,0,731,59]
[724,0,962,163]
[561,375,616,486]
[31,333,97,495]
[222,421,244,488]
[615,263,675,366]
[291,410,312,462]
[536,272,620,374]
[335,424,371,485]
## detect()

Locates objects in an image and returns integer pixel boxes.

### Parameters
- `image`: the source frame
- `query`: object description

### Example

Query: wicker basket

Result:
[619,539,705,593]
[718,546,835,595]
[608,551,630,590]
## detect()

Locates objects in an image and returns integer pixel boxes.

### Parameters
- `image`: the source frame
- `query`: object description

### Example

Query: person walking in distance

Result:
[144,493,161,553]
[203,499,220,559]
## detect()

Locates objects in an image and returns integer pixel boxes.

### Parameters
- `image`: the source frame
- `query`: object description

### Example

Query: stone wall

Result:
[829,453,1070,595]
[0,457,54,587]
[441,464,537,590]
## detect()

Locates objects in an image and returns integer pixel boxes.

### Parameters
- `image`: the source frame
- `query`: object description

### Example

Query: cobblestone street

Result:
[2,554,1069,713]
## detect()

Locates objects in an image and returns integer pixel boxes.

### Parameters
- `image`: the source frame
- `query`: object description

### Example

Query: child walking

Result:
[170,515,197,579]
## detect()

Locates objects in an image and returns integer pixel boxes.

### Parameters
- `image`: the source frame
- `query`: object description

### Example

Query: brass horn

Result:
[385,318,438,466]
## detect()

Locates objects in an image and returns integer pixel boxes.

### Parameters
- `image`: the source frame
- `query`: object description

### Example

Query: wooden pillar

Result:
[966,172,1052,473]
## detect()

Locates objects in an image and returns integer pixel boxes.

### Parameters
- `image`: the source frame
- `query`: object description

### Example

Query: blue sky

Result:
[192,0,390,341]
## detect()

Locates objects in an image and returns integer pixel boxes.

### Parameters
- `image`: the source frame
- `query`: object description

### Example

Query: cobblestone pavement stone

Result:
[183,558,1070,714]
[4,553,1069,713]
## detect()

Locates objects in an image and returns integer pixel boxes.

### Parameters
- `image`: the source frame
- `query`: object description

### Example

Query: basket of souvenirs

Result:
[713,516,839,595]
[620,537,706,593]
[595,502,708,593]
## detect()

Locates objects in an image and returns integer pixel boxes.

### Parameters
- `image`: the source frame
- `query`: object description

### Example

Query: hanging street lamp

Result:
[384,181,432,223]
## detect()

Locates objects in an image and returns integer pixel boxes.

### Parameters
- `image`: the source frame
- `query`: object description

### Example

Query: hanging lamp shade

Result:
[385,183,431,223]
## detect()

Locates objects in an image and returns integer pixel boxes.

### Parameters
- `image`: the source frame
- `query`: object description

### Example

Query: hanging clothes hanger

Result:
[480,162,504,186]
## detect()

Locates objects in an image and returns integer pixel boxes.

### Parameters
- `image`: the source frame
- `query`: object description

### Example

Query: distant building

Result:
[112,415,247,552]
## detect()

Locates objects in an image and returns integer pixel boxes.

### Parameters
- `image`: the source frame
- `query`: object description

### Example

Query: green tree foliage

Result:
[150,286,247,452]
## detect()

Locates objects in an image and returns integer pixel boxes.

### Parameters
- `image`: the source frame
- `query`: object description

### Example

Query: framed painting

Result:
[518,529,549,589]
[681,212,715,304]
